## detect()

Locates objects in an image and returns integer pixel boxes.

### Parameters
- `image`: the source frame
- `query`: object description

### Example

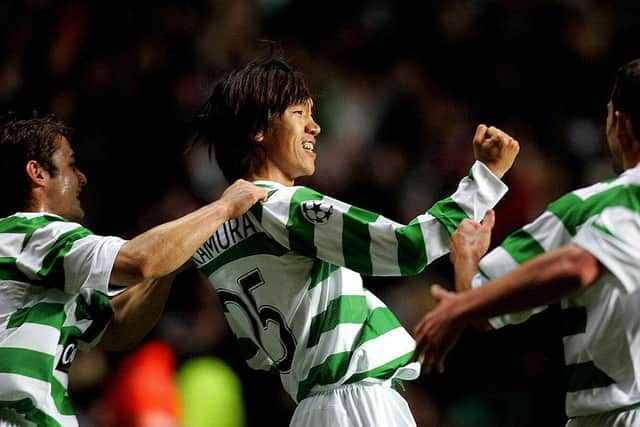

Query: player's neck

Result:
[249,164,295,186]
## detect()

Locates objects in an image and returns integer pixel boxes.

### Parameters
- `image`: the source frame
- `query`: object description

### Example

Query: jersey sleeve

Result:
[16,218,126,295]
[253,160,507,276]
[572,205,640,294]
[470,200,575,328]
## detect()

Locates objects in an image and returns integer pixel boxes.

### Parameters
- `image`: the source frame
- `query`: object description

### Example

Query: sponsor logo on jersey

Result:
[300,201,334,224]
[56,340,78,373]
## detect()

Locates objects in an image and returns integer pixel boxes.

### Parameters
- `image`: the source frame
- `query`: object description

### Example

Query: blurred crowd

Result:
[2,0,638,426]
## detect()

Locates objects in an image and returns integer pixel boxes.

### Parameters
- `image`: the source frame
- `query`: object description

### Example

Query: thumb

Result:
[430,284,448,301]
[481,209,495,231]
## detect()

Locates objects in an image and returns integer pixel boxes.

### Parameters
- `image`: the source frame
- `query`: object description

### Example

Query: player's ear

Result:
[25,160,49,187]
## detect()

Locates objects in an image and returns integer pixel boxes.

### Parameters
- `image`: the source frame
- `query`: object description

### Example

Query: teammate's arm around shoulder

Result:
[472,124,520,179]
[110,179,267,287]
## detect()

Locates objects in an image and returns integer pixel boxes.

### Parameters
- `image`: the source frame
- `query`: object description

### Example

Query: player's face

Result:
[260,99,321,185]
[605,100,624,174]
[46,136,88,222]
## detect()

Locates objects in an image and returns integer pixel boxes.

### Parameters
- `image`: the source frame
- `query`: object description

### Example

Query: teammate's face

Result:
[605,100,624,174]
[259,99,321,186]
[46,136,88,222]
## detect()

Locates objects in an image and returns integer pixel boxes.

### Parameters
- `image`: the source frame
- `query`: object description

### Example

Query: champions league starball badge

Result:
[300,200,334,224]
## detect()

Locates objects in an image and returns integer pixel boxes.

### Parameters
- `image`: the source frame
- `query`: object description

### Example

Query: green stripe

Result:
[566,361,615,392]
[427,197,468,236]
[297,351,352,401]
[395,218,427,275]
[296,306,403,401]
[75,290,113,344]
[346,351,413,384]
[50,377,74,416]
[287,187,323,257]
[0,257,30,282]
[0,398,62,427]
[307,295,368,348]
[560,306,587,337]
[352,307,402,348]
[0,215,67,250]
[308,260,340,290]
[0,348,53,382]
[38,226,92,289]
[342,207,378,275]
[7,302,66,329]
[501,228,546,265]
[548,184,640,236]
[199,233,288,276]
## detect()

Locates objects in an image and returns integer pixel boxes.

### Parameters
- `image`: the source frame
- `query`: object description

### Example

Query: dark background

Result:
[1,1,636,425]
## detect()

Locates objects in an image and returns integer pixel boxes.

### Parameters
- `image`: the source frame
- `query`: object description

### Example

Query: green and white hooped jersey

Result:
[192,161,507,403]
[0,213,125,427]
[473,164,640,418]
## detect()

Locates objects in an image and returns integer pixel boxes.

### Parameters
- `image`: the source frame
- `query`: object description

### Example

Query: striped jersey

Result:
[472,163,640,417]
[192,161,507,402]
[0,213,125,426]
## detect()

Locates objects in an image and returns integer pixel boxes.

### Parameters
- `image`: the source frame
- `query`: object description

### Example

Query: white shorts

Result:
[290,382,416,427]
[566,407,640,427]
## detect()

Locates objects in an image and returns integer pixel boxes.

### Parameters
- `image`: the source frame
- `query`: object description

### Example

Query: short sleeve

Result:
[572,206,640,294]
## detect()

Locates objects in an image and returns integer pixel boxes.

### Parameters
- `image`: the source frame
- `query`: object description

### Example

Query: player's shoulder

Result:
[0,212,78,233]
[253,181,324,203]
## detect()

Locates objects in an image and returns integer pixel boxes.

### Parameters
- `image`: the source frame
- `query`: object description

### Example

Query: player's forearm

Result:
[99,274,175,351]
[454,252,480,293]
[110,201,231,286]
[456,245,600,322]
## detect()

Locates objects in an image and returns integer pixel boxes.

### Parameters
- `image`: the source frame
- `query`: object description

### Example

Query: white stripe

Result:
[418,213,451,264]
[0,323,59,355]
[475,248,548,329]
[17,221,82,281]
[259,186,295,250]
[477,246,519,279]
[522,211,573,251]
[306,268,363,312]
[451,161,508,220]
[573,179,622,201]
[562,332,589,364]
[314,196,348,266]
[0,234,24,258]
[369,217,401,276]
[0,373,79,427]
[352,326,415,374]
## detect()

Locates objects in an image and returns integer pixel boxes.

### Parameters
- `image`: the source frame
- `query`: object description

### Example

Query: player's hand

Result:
[450,209,495,268]
[217,179,268,219]
[412,284,468,374]
[473,124,519,178]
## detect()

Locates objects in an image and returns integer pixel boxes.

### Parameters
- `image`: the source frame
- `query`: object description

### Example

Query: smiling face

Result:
[46,136,88,221]
[255,99,321,185]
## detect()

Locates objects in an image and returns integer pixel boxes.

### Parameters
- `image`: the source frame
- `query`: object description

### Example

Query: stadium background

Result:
[1,1,638,426]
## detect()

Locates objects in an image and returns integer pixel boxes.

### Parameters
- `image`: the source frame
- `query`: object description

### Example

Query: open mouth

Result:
[302,142,315,152]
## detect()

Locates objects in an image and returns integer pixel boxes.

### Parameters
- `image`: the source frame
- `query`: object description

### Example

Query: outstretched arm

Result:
[254,125,517,276]
[110,179,267,286]
[413,244,602,373]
